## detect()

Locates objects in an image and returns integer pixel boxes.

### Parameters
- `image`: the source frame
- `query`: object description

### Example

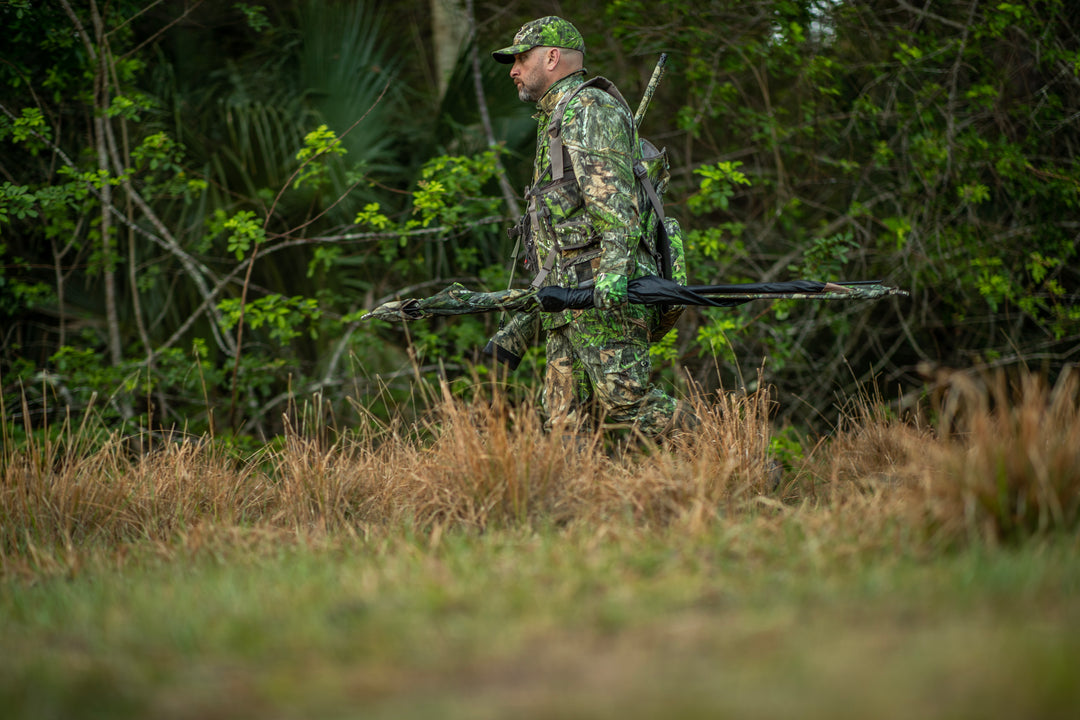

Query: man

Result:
[487,16,693,438]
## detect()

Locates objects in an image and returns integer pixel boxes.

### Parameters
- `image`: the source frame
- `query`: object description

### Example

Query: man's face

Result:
[509,47,548,103]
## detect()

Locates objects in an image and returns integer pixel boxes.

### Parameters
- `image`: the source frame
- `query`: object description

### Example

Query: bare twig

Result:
[120,0,206,59]
[895,0,969,31]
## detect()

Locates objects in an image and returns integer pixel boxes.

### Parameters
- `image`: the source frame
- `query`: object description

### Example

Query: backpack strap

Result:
[524,185,559,289]
[546,77,630,182]
[635,161,672,280]
[547,80,589,182]
[529,236,559,289]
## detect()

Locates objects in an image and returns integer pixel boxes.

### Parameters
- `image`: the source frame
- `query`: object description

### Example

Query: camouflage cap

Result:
[491,16,585,64]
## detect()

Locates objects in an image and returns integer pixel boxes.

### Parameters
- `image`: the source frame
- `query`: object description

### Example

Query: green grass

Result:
[2,525,1079,719]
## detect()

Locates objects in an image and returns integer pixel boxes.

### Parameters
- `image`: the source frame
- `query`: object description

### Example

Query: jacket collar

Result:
[536,71,587,115]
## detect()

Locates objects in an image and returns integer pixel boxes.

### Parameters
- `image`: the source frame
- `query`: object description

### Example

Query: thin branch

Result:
[146,215,508,363]
[944,0,980,176]
[894,0,969,31]
[120,0,207,59]
[106,0,168,37]
[57,0,97,61]
[281,215,506,244]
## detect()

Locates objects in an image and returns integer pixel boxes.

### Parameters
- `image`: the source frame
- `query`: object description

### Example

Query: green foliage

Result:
[790,231,859,278]
[0,107,50,154]
[410,151,504,228]
[687,223,746,264]
[219,294,322,343]
[648,327,680,365]
[973,257,1011,312]
[768,424,805,467]
[694,308,740,359]
[354,202,391,230]
[0,183,38,225]
[130,131,205,196]
[234,2,271,33]
[293,124,347,190]
[3,0,1080,444]
[222,210,267,260]
[687,161,751,214]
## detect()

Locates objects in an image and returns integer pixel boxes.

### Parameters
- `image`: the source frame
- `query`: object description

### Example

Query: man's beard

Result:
[517,77,543,103]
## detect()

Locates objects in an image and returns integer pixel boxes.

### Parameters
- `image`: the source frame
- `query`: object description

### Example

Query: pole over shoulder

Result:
[634,53,668,128]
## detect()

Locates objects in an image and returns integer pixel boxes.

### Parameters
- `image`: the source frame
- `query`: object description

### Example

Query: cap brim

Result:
[491,43,535,63]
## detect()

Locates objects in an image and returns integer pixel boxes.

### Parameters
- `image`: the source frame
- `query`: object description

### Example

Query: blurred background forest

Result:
[2,0,1078,445]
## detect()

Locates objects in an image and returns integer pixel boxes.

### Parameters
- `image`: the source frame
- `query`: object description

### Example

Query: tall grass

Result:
[806,366,1080,547]
[3,367,1079,578]
[918,368,1080,543]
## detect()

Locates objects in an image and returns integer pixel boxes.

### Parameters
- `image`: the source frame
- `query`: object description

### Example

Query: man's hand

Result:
[593,272,628,309]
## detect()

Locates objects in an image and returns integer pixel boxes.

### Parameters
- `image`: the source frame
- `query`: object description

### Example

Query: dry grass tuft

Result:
[914,368,1080,544]
[349,379,779,532]
[803,367,1080,548]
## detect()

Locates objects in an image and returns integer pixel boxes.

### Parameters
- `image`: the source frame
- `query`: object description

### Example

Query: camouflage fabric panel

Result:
[364,282,544,322]
[528,17,585,52]
[542,311,679,436]
[494,16,585,58]
[665,217,687,286]
[559,88,638,235]
[649,306,684,343]
[646,218,687,342]
[636,138,670,276]
[638,139,670,196]
[487,310,540,362]
[418,283,538,316]
[637,139,670,254]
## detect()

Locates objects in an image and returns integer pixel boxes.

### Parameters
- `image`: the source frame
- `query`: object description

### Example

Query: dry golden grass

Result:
[799,366,1080,548]
[912,367,1080,544]
[3,367,1078,573]
[1,376,774,561]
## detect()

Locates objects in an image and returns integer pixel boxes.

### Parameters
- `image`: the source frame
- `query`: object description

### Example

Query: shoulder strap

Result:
[634,160,671,280]
[547,77,631,181]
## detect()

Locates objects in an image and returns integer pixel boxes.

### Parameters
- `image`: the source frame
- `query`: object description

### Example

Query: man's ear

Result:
[545,47,561,70]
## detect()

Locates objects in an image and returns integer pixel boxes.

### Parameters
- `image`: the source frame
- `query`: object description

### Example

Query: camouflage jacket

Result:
[525,72,659,330]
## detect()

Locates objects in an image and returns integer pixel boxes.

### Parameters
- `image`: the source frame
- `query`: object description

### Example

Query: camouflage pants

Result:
[542,307,685,437]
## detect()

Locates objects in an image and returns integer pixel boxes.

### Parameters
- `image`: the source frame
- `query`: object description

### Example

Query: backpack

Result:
[542,77,687,342]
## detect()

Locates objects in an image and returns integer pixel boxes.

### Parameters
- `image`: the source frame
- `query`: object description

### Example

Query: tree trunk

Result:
[431,0,467,98]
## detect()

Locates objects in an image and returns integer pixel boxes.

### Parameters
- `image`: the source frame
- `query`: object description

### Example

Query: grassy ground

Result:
[3,526,1078,719]
[2,370,1079,718]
